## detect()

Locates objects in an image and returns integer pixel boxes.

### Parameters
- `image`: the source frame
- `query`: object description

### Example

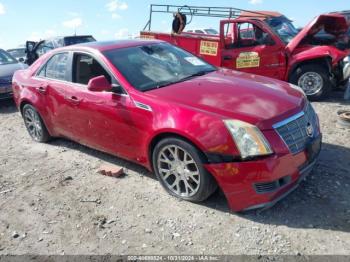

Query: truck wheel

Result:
[152,137,217,203]
[290,64,332,101]
[22,104,51,143]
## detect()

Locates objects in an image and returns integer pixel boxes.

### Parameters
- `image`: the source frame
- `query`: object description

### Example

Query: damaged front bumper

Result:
[205,134,322,212]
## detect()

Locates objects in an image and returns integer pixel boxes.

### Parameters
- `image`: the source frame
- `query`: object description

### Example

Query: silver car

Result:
[0,49,27,100]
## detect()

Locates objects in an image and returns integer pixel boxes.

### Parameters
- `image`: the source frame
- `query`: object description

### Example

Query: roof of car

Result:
[64,39,164,52]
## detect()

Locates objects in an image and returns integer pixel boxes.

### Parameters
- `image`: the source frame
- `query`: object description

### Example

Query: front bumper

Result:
[205,135,321,212]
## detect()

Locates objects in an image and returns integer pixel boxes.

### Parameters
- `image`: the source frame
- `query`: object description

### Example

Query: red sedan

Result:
[12,40,322,211]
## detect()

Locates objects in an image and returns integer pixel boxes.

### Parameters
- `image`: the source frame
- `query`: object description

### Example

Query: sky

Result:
[0,0,348,49]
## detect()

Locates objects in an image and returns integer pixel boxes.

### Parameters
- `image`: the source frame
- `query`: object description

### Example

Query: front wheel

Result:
[290,64,332,101]
[22,104,51,142]
[152,137,217,202]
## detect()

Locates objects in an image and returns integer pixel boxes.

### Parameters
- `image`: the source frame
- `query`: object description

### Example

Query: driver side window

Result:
[237,23,274,48]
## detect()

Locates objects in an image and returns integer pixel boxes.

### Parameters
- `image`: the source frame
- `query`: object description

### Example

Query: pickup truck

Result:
[141,7,350,100]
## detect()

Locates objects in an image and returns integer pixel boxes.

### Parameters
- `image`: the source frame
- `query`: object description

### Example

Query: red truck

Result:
[141,5,350,101]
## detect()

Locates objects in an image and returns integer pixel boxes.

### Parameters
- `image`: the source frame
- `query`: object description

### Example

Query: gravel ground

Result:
[0,91,349,255]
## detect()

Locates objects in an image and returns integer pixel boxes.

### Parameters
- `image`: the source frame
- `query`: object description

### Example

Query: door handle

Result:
[223,55,233,60]
[65,96,80,105]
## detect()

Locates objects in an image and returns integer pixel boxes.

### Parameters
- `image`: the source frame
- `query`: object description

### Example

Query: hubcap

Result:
[157,145,200,197]
[24,108,43,141]
[298,72,323,96]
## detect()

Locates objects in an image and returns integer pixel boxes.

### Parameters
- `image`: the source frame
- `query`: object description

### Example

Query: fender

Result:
[285,46,346,80]
[140,108,238,170]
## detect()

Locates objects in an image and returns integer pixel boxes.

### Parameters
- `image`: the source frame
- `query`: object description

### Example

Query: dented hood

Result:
[286,14,349,53]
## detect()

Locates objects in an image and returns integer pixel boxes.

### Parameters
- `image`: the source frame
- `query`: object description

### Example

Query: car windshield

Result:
[104,43,216,91]
[7,48,26,59]
[266,16,299,43]
[0,49,17,65]
[64,36,96,46]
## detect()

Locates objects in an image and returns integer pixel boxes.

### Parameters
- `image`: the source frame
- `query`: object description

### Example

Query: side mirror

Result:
[19,57,25,63]
[87,75,112,92]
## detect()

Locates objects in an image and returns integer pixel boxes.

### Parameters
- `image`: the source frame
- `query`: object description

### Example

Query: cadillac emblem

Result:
[306,123,314,138]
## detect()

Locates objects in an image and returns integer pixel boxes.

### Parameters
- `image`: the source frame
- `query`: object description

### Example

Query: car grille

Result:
[0,75,12,86]
[274,103,320,154]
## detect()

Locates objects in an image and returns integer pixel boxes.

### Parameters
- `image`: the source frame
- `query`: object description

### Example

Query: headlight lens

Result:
[224,120,273,159]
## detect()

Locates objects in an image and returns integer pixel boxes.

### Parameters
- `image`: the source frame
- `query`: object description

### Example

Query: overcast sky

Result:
[0,0,348,49]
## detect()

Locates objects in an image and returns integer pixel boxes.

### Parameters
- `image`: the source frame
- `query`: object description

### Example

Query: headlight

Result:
[223,120,273,159]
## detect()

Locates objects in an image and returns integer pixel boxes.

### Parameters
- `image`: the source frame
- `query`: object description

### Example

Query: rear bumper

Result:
[205,136,321,212]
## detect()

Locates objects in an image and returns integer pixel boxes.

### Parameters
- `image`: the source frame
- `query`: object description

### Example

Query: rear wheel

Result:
[22,104,50,142]
[290,64,332,101]
[152,137,217,202]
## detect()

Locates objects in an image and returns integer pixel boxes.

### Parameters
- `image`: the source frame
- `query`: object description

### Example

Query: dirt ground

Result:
[0,91,349,255]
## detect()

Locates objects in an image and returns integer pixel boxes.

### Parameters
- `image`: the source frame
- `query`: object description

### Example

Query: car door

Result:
[35,52,76,137]
[220,20,287,80]
[62,52,136,157]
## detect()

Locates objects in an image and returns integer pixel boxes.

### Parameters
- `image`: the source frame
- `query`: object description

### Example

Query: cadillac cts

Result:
[12,40,322,211]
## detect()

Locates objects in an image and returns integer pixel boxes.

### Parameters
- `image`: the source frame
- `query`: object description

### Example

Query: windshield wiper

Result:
[182,69,216,80]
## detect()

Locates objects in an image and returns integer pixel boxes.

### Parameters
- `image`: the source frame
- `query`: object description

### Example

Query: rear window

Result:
[63,36,96,46]
[38,53,69,81]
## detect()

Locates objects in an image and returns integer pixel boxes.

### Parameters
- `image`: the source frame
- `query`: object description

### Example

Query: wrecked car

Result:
[13,40,321,211]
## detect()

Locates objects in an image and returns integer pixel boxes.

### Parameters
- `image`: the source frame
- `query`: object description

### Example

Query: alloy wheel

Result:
[157,145,201,197]
[24,107,43,141]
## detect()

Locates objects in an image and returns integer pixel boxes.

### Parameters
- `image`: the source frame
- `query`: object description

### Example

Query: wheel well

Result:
[148,132,208,170]
[289,57,332,81]
[19,100,32,115]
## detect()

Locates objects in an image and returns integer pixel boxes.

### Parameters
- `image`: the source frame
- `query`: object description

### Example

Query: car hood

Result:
[0,62,27,78]
[147,69,305,130]
[286,14,349,53]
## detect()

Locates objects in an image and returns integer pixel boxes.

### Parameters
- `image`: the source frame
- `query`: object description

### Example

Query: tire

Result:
[290,64,332,101]
[152,137,217,202]
[22,104,51,143]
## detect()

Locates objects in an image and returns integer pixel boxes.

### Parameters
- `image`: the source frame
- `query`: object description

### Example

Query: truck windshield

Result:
[0,49,17,65]
[104,43,216,91]
[266,16,299,43]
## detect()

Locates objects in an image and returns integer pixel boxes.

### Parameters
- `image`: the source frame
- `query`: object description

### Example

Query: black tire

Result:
[290,64,332,101]
[152,137,217,202]
[22,104,51,143]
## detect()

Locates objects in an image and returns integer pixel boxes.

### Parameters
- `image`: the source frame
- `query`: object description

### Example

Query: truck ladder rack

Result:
[143,4,272,31]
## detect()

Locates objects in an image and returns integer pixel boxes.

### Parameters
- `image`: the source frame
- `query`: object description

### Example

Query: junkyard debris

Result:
[98,164,125,178]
